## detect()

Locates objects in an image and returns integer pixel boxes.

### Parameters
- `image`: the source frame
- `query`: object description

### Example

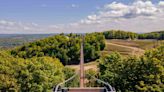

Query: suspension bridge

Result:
[53,36,115,92]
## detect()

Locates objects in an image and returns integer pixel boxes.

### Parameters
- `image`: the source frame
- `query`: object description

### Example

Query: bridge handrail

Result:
[90,76,115,92]
[53,72,79,92]
[92,76,115,92]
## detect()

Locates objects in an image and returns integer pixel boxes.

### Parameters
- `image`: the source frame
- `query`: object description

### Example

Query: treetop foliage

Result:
[103,30,164,40]
[11,33,105,65]
[0,51,64,92]
[103,30,138,40]
[98,45,164,91]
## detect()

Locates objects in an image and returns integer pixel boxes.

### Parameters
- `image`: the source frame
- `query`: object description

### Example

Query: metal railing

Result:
[53,72,116,92]
[53,73,79,92]
[86,72,116,92]
[92,77,116,92]
[53,37,115,92]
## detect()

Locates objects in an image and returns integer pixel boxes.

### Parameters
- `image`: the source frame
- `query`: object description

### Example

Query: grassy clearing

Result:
[68,39,164,70]
[84,61,98,66]
[107,39,164,50]
[66,61,99,71]
[103,42,144,56]
[104,42,133,52]
[102,39,163,56]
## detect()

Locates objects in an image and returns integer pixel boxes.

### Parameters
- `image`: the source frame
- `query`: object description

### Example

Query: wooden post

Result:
[80,36,84,88]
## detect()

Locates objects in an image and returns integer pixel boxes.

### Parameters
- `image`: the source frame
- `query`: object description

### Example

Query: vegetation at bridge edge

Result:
[98,45,164,91]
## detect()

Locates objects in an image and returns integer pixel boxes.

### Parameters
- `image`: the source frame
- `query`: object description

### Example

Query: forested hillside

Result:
[10,33,105,65]
[0,30,163,49]
[103,30,164,40]
[138,31,164,40]
[103,30,138,39]
[0,34,53,49]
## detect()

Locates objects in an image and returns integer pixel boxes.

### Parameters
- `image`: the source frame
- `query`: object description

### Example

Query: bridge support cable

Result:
[53,35,116,92]
[86,72,115,92]
[53,72,79,92]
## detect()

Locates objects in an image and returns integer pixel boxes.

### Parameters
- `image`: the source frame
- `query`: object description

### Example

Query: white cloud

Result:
[31,23,38,26]
[23,26,31,30]
[104,2,128,10]
[68,0,164,33]
[71,4,79,8]
[87,15,97,21]
[0,0,164,34]
[49,25,59,29]
[98,0,159,19]
[0,20,15,26]
[0,20,46,34]
[159,1,164,7]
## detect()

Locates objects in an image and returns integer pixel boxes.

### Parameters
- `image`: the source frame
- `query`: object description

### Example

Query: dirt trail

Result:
[106,42,145,55]
[67,63,98,72]
[68,41,145,71]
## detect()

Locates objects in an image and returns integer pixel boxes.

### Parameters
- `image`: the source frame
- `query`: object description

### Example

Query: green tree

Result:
[103,30,138,39]
[98,45,164,91]
[11,33,105,65]
[63,67,79,87]
[0,51,64,92]
[85,69,98,87]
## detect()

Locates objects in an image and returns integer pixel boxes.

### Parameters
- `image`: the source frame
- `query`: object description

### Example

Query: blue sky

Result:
[0,0,164,34]
[0,0,131,24]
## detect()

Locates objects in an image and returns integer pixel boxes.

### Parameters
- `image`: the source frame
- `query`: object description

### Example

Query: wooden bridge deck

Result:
[62,87,105,92]
[53,37,116,92]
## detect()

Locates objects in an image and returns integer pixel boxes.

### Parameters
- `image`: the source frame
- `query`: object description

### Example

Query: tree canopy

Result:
[0,51,64,92]
[98,45,164,91]
[11,33,105,65]
[138,31,164,40]
[103,30,164,40]
[103,30,138,40]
